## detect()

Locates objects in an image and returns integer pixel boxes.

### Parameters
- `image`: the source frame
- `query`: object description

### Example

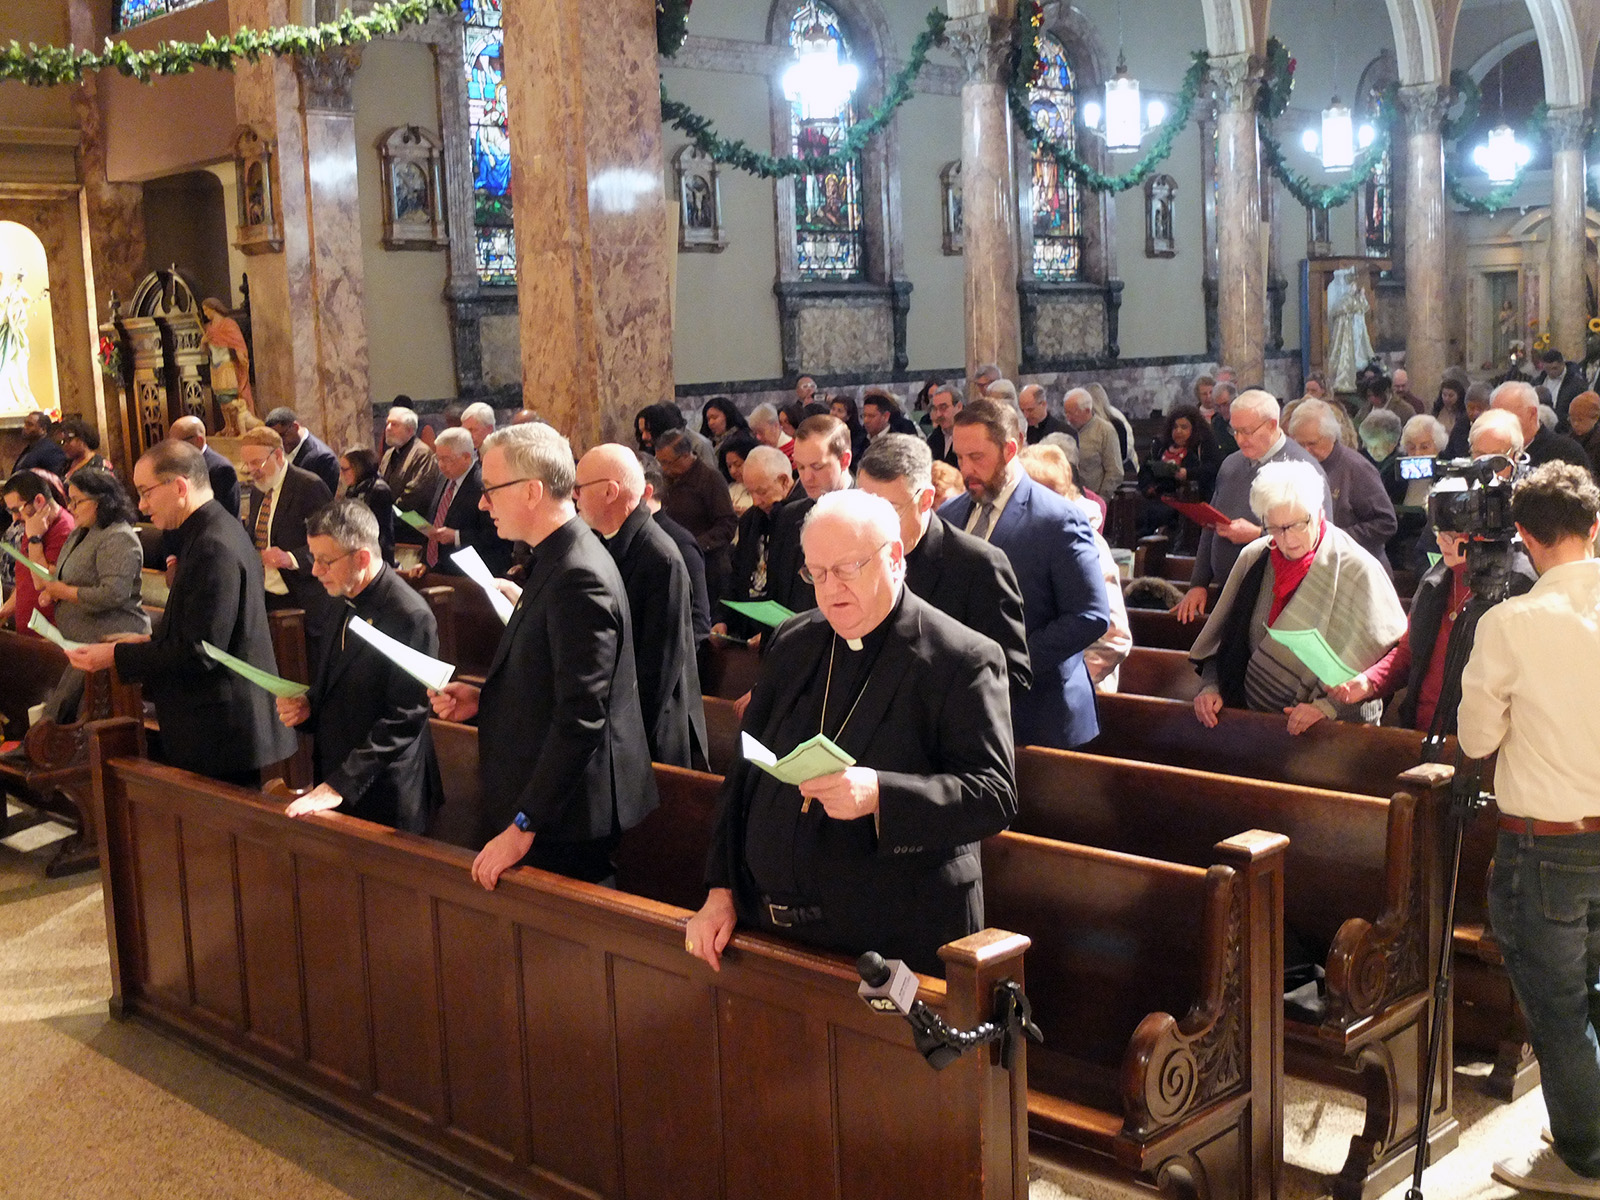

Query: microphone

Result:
[856,951,919,1015]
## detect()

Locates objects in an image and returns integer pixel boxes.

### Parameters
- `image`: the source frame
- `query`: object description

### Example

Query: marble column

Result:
[228,0,370,451]
[1211,56,1264,387]
[1399,85,1449,404]
[947,2,1020,386]
[501,0,673,448]
[1547,106,1589,370]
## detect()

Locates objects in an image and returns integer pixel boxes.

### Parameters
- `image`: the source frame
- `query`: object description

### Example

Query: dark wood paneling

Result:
[835,1024,968,1200]
[295,857,372,1090]
[179,820,245,1029]
[235,835,305,1058]
[435,901,525,1163]
[131,801,189,1005]
[364,878,445,1125]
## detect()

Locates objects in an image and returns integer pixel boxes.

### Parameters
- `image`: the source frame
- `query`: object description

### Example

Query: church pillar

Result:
[1398,85,1448,403]
[230,0,371,449]
[947,0,1021,386]
[1212,55,1264,386]
[500,0,674,447]
[1547,106,1589,371]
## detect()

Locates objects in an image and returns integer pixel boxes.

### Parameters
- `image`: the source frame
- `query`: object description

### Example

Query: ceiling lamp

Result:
[1081,51,1168,152]
[1302,96,1355,171]
[781,7,859,121]
[1472,122,1532,184]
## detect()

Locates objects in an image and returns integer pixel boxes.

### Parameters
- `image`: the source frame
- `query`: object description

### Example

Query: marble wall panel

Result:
[1029,295,1106,363]
[794,304,895,375]
[479,314,522,391]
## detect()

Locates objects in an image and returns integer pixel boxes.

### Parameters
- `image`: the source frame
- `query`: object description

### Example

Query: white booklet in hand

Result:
[346,615,456,692]
[449,545,514,625]
[741,730,855,786]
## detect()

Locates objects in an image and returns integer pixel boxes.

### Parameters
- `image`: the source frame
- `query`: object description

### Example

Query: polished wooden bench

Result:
[88,717,1030,1200]
[703,695,740,776]
[702,636,761,701]
[1116,647,1202,701]
[1127,607,1202,651]
[1012,745,1455,1200]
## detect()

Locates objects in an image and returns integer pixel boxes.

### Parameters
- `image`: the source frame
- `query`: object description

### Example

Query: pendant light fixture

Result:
[1299,0,1356,171]
[1078,0,1167,151]
[781,0,859,121]
[1472,0,1530,184]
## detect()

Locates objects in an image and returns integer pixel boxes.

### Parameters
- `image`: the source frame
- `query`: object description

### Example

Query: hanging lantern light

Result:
[1473,122,1532,184]
[1103,52,1143,151]
[781,5,859,121]
[1320,97,1355,171]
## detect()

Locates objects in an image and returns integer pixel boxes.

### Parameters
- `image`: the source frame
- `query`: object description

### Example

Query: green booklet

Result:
[1265,626,1358,689]
[722,599,796,628]
[1428,552,1442,568]
[28,610,86,652]
[741,730,854,786]
[393,506,429,531]
[1,540,50,580]
[201,639,310,699]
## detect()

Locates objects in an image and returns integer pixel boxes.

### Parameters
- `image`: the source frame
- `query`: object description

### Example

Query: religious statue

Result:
[201,297,259,436]
[1326,267,1375,394]
[0,267,44,419]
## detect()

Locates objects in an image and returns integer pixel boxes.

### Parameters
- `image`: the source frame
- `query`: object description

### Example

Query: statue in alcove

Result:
[201,297,259,435]
[0,266,42,418]
[1326,267,1375,394]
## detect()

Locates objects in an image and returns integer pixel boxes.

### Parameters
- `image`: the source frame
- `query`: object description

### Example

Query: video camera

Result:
[1425,455,1520,603]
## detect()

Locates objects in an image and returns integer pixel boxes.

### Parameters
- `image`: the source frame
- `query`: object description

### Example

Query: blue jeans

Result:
[1489,829,1600,1177]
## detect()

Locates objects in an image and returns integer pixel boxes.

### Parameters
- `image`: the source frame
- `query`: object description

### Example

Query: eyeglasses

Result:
[311,548,356,570]
[800,542,889,586]
[480,477,534,498]
[1265,516,1313,539]
[572,478,618,495]
[67,495,95,511]
[135,478,177,502]
[1230,416,1272,439]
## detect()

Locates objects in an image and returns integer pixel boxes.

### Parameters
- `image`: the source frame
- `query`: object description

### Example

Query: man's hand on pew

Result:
[66,642,118,672]
[276,695,311,727]
[1218,518,1262,545]
[430,682,481,722]
[1326,673,1374,705]
[685,888,737,971]
[471,823,535,891]
[285,783,344,818]
[798,768,880,821]
[733,690,753,724]
[1174,586,1209,624]
[1193,690,1224,728]
[1283,703,1327,736]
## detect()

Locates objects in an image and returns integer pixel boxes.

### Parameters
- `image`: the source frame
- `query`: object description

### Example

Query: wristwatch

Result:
[512,811,533,833]
[26,536,43,547]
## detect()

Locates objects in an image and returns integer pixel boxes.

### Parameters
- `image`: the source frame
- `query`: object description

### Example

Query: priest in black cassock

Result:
[684,490,1016,977]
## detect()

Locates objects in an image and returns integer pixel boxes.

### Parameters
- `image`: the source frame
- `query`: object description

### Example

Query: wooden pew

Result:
[0,627,67,744]
[406,571,502,678]
[87,718,1030,1200]
[703,695,740,777]
[701,636,761,701]
[1115,647,1202,701]
[1011,746,1455,1200]
[1127,607,1201,651]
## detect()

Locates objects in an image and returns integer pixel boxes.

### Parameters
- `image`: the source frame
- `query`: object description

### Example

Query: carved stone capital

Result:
[1546,105,1590,154]
[945,13,1012,84]
[1397,85,1450,137]
[296,47,362,114]
[1209,55,1260,114]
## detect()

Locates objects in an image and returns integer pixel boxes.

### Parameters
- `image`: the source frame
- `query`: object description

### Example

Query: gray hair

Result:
[1491,380,1538,416]
[985,379,1019,406]
[1359,407,1404,456]
[742,444,792,483]
[386,405,419,432]
[434,427,476,457]
[1230,388,1278,422]
[1249,460,1325,523]
[748,403,780,432]
[1063,387,1094,416]
[1400,414,1448,457]
[1211,380,1238,406]
[140,440,212,493]
[1040,431,1080,464]
[306,498,381,555]
[483,422,576,500]
[460,401,496,429]
[655,428,693,459]
[1469,408,1525,456]
[857,432,933,494]
[1288,398,1341,443]
[802,489,901,549]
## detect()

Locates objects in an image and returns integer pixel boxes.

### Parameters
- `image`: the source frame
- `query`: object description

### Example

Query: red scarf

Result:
[1267,517,1324,625]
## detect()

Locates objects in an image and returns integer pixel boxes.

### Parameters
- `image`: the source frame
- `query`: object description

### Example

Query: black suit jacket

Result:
[765,493,817,612]
[202,444,241,519]
[12,436,68,478]
[1537,364,1587,424]
[904,514,1031,700]
[1024,413,1070,445]
[247,464,334,619]
[431,464,513,576]
[1526,425,1596,477]
[291,430,342,496]
[926,427,958,469]
[114,500,297,777]
[656,512,711,644]
[477,517,658,858]
[705,591,1016,975]
[307,566,443,832]
[604,505,707,769]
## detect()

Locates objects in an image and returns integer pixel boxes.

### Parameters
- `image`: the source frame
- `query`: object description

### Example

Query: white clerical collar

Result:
[845,637,864,651]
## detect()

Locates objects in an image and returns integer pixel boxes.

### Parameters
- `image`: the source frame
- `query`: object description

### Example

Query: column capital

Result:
[945,13,1013,84]
[1546,105,1590,153]
[1397,84,1450,136]
[1210,55,1260,115]
[295,47,362,114]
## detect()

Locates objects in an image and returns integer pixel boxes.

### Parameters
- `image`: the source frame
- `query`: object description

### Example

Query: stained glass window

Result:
[787,2,865,281]
[464,0,515,286]
[1028,32,1083,282]
[1363,149,1392,258]
[117,0,205,30]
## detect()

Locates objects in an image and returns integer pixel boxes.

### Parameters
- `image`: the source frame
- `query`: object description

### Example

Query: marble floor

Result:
[0,799,1556,1200]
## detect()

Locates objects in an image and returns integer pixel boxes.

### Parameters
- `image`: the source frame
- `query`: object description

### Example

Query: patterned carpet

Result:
[0,798,1555,1200]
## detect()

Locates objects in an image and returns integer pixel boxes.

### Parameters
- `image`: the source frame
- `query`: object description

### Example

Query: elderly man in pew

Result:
[684,491,1016,978]
[855,433,1030,701]
[430,422,657,890]
[67,441,295,786]
[1458,462,1600,1200]
[573,443,707,770]
[271,500,442,832]
[1189,460,1406,736]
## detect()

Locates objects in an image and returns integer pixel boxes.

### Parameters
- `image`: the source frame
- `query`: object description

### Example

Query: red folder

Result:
[1160,496,1232,528]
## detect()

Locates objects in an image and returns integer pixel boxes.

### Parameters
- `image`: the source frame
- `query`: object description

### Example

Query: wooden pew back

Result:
[1115,647,1202,701]
[701,637,761,701]
[0,628,66,740]
[1126,607,1200,651]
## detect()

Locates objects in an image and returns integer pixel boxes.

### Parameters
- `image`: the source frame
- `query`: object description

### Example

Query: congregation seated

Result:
[1189,459,1406,735]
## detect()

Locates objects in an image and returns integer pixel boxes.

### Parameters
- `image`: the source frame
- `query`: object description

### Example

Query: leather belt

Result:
[764,900,823,929]
[1498,815,1600,836]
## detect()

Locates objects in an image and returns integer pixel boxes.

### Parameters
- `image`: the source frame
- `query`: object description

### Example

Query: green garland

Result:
[1444,103,1548,215]
[656,0,693,60]
[660,7,945,179]
[1440,69,1479,141]
[1257,37,1293,121]
[1,0,460,87]
[1259,121,1391,210]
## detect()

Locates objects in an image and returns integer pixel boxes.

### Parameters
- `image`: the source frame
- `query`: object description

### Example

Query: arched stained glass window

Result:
[786,1,865,281]
[464,0,515,286]
[1363,148,1392,257]
[1028,32,1082,282]
[117,0,204,30]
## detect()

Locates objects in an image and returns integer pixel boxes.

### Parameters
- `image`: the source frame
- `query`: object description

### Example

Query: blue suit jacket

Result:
[939,471,1108,748]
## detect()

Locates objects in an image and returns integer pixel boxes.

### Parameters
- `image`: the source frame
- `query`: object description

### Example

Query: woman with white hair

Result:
[1188,460,1407,734]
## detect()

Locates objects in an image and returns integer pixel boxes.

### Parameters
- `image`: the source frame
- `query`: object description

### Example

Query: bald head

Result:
[574,443,647,536]
[1491,381,1541,442]
[169,415,207,449]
